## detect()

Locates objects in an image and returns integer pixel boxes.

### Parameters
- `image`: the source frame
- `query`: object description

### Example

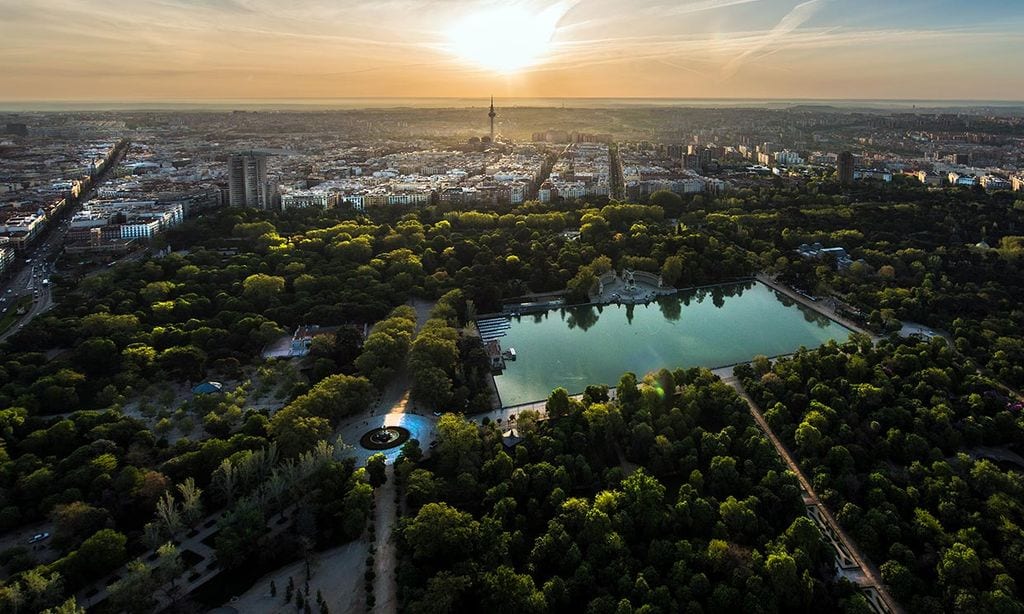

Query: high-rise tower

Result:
[488,96,496,143]
[228,152,272,209]
[837,151,855,185]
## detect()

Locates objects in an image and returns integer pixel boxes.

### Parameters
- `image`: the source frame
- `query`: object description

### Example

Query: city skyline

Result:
[2,0,1024,103]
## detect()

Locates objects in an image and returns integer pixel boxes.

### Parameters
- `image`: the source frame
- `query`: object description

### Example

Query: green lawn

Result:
[0,295,34,335]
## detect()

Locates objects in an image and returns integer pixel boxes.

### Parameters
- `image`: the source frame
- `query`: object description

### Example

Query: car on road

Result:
[27,532,49,544]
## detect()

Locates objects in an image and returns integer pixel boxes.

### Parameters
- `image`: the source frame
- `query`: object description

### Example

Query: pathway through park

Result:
[720,371,903,614]
[372,465,399,614]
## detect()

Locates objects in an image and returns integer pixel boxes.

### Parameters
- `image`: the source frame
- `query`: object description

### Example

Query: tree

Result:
[366,454,387,488]
[215,500,266,569]
[937,543,982,589]
[406,469,438,509]
[784,516,829,567]
[154,542,185,600]
[403,503,480,563]
[546,388,571,419]
[649,190,683,214]
[566,267,598,303]
[157,345,207,381]
[155,491,181,537]
[398,439,423,464]
[73,338,119,375]
[660,255,685,287]
[765,551,799,595]
[242,273,285,306]
[479,566,546,614]
[41,597,86,614]
[280,373,374,425]
[620,469,666,538]
[408,572,472,614]
[270,408,332,458]
[435,414,481,477]
[108,560,157,614]
[339,480,373,540]
[411,366,453,409]
[176,478,203,528]
[880,560,914,600]
[74,529,127,576]
[212,458,239,506]
[51,501,110,550]
[13,568,63,612]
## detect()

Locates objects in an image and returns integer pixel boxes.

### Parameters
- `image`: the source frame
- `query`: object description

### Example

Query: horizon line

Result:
[3,95,1024,103]
[3,96,1024,113]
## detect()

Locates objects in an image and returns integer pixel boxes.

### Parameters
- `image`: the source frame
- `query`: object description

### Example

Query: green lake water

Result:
[490,281,852,407]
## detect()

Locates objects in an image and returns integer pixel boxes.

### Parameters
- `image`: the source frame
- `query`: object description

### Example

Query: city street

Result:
[0,145,126,341]
[0,238,60,342]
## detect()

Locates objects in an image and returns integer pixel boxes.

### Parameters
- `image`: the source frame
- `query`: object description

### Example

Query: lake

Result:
[490,281,853,407]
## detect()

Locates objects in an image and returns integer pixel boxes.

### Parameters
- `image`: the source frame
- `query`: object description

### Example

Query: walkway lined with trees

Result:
[721,372,903,614]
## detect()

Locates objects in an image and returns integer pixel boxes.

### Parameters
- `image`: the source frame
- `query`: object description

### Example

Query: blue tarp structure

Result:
[191,381,223,395]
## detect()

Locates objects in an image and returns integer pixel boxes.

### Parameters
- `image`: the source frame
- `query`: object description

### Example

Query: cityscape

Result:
[2,1,1024,614]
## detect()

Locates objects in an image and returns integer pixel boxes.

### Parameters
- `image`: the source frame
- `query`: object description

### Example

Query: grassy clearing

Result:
[0,295,34,335]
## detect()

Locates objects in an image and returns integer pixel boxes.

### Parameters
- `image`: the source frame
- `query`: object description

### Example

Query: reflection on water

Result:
[772,291,834,328]
[565,304,601,331]
[493,281,853,407]
[657,295,681,321]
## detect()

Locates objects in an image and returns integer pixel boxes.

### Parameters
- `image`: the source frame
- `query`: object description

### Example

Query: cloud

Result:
[1,0,1023,99]
[721,0,825,78]
[647,0,765,16]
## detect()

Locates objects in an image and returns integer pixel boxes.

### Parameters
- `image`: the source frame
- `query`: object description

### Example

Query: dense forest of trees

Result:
[393,369,871,613]
[738,338,1024,613]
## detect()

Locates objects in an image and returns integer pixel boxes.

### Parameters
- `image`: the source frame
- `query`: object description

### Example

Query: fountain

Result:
[359,426,411,450]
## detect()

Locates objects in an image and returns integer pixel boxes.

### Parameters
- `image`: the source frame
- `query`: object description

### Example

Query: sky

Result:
[2,0,1023,102]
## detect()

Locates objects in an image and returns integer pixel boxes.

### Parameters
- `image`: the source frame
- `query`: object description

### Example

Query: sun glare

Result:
[446,5,563,73]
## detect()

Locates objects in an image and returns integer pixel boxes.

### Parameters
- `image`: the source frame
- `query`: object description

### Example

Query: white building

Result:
[121,220,163,239]
[980,175,1012,191]
[387,190,432,206]
[774,150,804,165]
[281,191,338,210]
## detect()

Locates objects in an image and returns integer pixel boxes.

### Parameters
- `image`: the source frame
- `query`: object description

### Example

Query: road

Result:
[372,466,398,614]
[720,370,903,614]
[0,247,58,342]
[0,144,128,340]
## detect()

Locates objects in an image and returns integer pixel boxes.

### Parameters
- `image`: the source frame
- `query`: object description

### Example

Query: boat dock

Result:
[476,316,511,341]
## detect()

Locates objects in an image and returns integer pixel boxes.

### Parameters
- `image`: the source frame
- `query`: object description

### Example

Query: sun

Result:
[446,5,564,73]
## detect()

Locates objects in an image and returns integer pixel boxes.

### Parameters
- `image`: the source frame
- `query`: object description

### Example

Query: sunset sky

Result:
[2,0,1023,102]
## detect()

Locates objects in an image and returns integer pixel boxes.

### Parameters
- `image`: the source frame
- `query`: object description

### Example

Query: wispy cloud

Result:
[1,0,1023,99]
[646,0,765,16]
[721,0,826,78]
